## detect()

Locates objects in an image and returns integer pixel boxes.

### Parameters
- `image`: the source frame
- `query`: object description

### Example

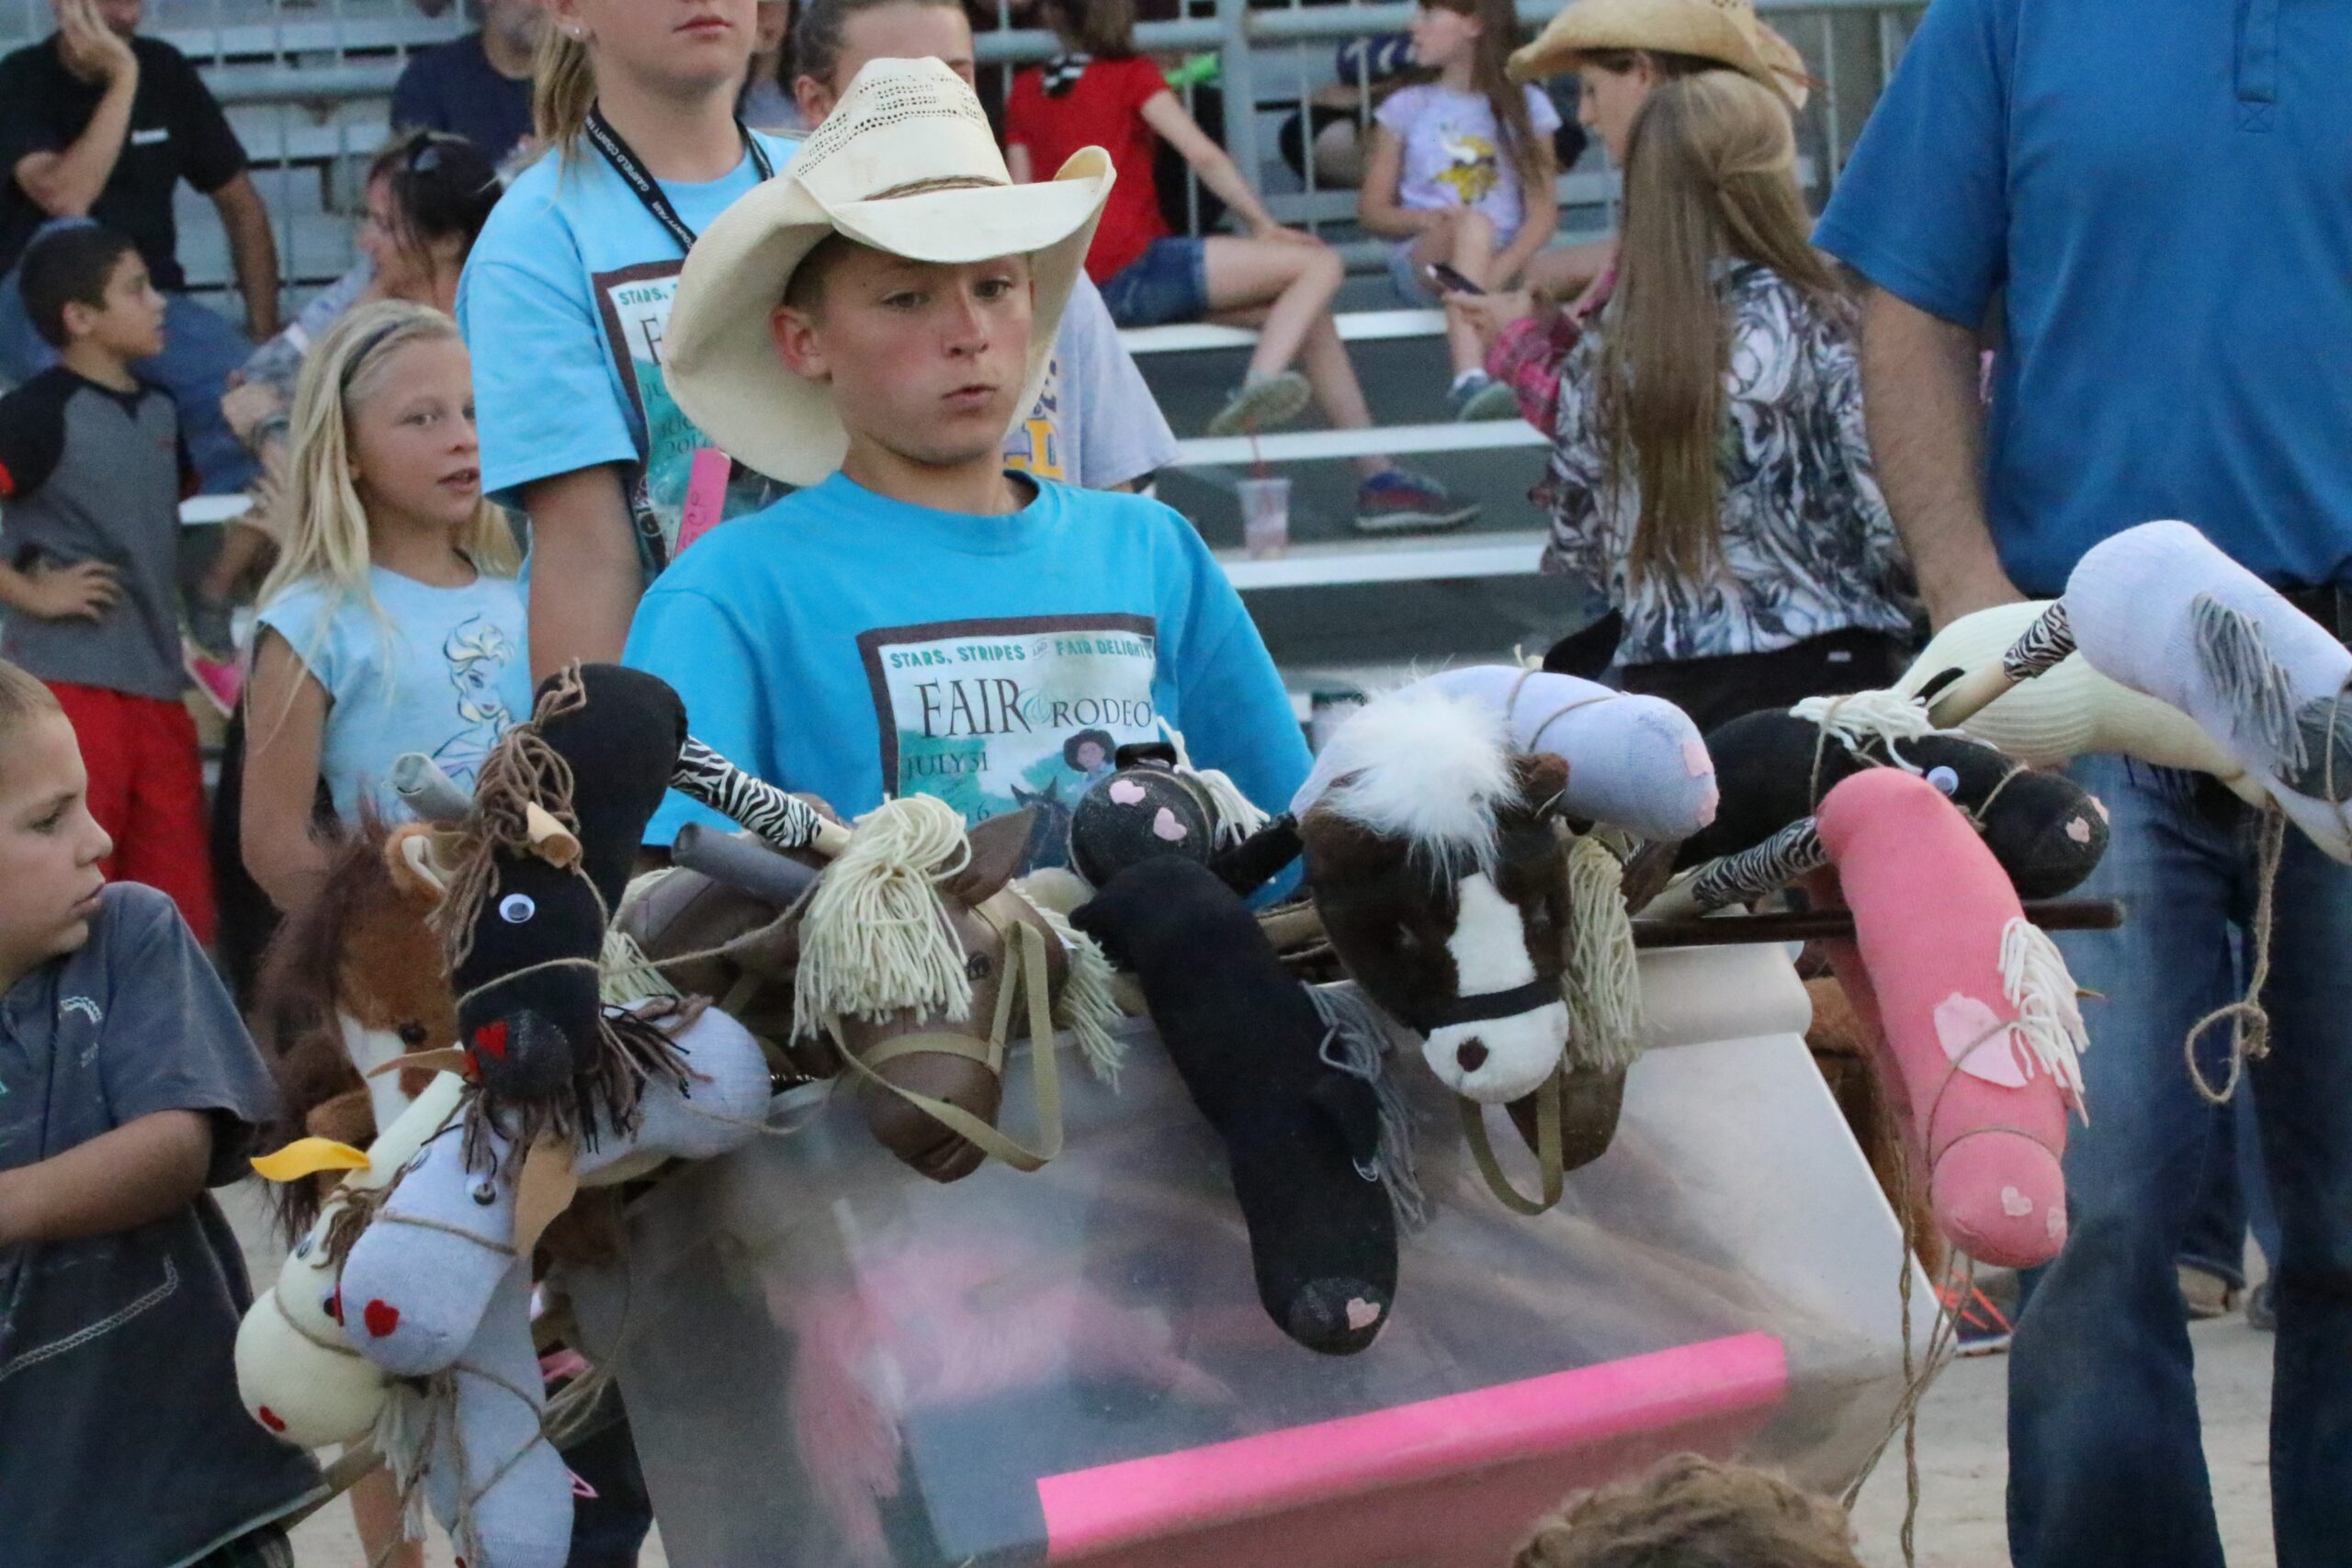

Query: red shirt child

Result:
[1005,54,1171,286]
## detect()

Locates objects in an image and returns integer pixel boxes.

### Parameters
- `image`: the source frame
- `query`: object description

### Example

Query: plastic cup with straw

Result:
[1238,431,1290,558]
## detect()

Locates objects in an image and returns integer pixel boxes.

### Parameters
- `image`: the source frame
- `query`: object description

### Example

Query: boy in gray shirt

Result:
[0,221,214,943]
[0,658,321,1567]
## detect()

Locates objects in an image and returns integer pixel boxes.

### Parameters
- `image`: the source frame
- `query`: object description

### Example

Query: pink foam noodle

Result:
[1814,769,2084,1269]
[1037,1332,1787,1566]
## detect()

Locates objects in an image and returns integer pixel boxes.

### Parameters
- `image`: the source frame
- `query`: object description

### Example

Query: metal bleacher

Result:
[135,1,468,297]
[0,0,1924,682]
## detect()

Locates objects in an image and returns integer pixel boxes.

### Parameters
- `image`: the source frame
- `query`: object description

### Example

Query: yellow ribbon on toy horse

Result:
[249,1136,372,1183]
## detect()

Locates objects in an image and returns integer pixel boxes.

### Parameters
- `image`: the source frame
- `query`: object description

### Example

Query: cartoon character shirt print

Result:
[255,566,536,822]
[1376,83,1564,246]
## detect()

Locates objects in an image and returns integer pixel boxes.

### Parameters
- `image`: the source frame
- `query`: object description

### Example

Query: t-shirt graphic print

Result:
[1004,349,1069,483]
[858,612,1159,868]
[460,129,796,583]
[594,261,782,570]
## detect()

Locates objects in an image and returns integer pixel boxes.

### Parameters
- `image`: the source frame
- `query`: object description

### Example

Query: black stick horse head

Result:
[388,664,692,1151]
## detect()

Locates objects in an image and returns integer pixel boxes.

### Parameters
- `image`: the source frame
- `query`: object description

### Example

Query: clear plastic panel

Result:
[571,943,1923,1568]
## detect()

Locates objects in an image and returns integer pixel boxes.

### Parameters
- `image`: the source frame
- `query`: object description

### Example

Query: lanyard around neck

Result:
[583,107,775,255]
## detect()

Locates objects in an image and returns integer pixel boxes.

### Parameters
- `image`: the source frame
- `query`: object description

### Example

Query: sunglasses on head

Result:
[402,134,471,177]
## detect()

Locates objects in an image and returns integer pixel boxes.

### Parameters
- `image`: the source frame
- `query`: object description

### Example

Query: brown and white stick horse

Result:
[1284,686,1642,1214]
[254,818,458,1233]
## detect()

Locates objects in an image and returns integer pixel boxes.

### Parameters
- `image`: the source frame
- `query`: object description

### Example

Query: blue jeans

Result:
[2180,1076,2281,1289]
[1097,237,1211,330]
[0,229,258,494]
[2008,756,2352,1568]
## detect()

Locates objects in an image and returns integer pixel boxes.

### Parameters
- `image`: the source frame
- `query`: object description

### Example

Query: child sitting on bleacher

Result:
[626,59,1309,860]
[1358,0,1559,422]
[1005,0,1476,534]
[0,223,215,943]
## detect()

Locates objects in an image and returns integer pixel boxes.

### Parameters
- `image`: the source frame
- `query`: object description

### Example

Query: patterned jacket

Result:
[1537,263,1917,665]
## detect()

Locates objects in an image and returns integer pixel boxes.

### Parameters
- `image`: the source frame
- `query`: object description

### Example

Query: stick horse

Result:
[1276,667,1719,1213]
[242,665,804,1568]
[1917,518,2352,1090]
[252,678,846,1233]
[618,791,1128,1185]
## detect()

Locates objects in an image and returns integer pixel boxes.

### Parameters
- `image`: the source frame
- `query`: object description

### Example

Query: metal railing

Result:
[0,0,1920,303]
[965,0,1924,263]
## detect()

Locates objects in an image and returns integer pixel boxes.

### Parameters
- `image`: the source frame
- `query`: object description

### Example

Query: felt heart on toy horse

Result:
[1066,739,1272,889]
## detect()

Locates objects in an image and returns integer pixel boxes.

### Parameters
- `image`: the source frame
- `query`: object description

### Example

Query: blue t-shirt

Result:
[1815,0,2352,596]
[622,473,1311,868]
[257,566,534,821]
[390,33,535,167]
[458,132,797,574]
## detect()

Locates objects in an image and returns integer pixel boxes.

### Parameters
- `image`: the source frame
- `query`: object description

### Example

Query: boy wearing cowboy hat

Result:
[622,59,1308,864]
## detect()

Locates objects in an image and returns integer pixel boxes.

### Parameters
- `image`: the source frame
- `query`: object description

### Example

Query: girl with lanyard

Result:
[459,0,788,678]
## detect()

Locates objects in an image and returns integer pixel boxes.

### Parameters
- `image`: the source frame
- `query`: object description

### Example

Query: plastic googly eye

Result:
[498,893,537,924]
[469,1179,497,1207]
[1927,765,1961,795]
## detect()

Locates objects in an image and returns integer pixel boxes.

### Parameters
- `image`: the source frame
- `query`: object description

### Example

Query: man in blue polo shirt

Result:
[1817,4,2352,1565]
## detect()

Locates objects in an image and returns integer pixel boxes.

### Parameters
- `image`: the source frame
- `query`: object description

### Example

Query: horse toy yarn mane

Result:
[254,814,456,1232]
[792,794,1125,1181]
[414,667,697,1160]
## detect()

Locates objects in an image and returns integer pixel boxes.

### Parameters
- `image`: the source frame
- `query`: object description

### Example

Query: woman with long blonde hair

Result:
[459,0,791,680]
[1533,70,1912,730]
[241,302,528,914]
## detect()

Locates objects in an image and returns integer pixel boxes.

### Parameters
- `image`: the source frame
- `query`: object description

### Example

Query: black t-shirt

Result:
[0,34,248,289]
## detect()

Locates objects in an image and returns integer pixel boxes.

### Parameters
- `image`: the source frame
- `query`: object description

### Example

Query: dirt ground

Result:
[1846,1316,2278,1568]
[235,1180,2278,1568]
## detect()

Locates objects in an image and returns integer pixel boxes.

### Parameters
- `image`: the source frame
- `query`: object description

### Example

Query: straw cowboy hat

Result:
[1509,0,1815,111]
[664,58,1114,487]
